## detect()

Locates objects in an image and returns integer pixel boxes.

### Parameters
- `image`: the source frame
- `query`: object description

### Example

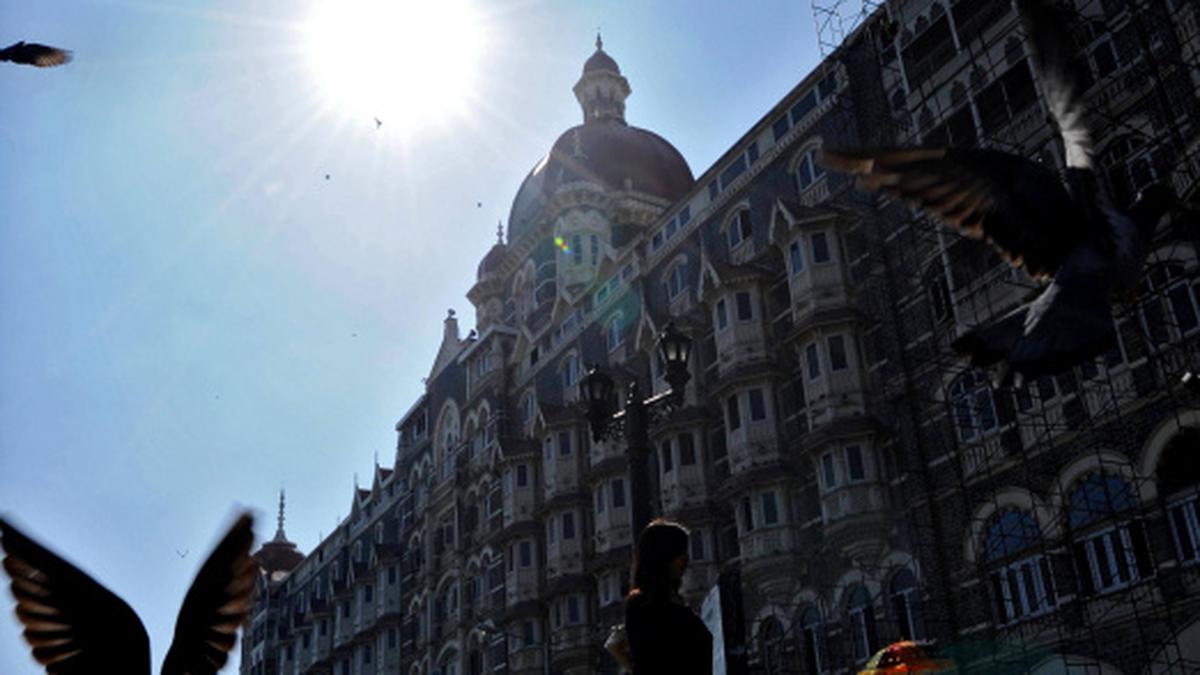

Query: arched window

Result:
[794,146,826,193]
[665,258,688,299]
[727,208,754,250]
[1068,473,1153,595]
[607,314,625,352]
[561,352,580,399]
[757,616,789,673]
[983,508,1055,624]
[889,569,922,640]
[799,605,826,675]
[846,586,877,663]
[949,371,998,442]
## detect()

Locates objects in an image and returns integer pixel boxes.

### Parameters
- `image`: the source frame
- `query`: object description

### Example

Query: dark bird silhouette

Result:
[0,41,72,67]
[1,514,258,674]
[374,117,383,129]
[819,0,1175,386]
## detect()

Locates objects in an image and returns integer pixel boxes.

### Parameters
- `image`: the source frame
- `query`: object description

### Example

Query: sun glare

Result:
[304,0,486,129]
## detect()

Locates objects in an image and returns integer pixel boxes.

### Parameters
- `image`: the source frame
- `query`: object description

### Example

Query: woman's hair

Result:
[627,519,690,601]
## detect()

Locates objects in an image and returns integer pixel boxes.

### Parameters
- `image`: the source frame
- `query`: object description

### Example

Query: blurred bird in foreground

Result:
[1,514,257,674]
[819,0,1175,387]
[0,41,72,67]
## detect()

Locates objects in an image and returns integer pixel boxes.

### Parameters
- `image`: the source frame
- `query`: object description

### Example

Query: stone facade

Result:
[242,3,1200,674]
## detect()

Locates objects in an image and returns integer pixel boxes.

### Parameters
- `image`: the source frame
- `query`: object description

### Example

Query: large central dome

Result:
[507,37,694,244]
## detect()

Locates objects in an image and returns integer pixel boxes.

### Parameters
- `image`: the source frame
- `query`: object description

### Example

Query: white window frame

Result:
[1168,494,1200,566]
[991,553,1056,625]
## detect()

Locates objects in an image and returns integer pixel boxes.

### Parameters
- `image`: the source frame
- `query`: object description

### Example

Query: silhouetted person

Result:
[1,513,257,674]
[624,519,712,675]
[820,0,1176,387]
[0,41,72,67]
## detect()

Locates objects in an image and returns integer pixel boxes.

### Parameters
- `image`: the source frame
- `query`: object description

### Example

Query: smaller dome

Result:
[584,33,620,74]
[477,223,507,280]
[254,538,304,575]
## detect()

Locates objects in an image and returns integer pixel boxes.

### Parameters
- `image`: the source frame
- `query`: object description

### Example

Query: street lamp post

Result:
[582,321,693,537]
[475,619,551,675]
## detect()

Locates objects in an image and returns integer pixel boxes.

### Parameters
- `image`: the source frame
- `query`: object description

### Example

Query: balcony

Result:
[822,482,889,562]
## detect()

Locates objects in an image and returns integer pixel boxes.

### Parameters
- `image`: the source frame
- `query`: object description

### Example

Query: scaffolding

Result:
[743,0,1200,672]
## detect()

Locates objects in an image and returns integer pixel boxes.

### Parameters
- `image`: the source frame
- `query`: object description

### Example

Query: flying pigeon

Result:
[819,0,1175,386]
[0,41,72,67]
[1,514,258,674]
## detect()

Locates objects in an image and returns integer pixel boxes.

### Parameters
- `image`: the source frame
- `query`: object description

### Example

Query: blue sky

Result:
[0,1,836,671]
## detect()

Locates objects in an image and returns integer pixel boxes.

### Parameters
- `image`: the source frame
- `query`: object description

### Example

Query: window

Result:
[1140,263,1200,346]
[761,491,779,525]
[1169,495,1200,565]
[1068,474,1153,594]
[735,292,753,321]
[690,530,706,561]
[590,233,599,266]
[715,299,729,330]
[800,607,826,675]
[364,584,374,602]
[728,210,753,249]
[596,486,606,514]
[612,478,627,508]
[726,395,741,432]
[748,388,767,421]
[789,239,805,276]
[924,265,953,322]
[561,354,579,393]
[847,587,877,662]
[660,441,674,473]
[828,335,849,371]
[567,596,581,624]
[796,148,826,191]
[667,262,687,299]
[890,569,922,640]
[558,430,572,457]
[806,343,821,380]
[951,371,998,442]
[362,644,372,665]
[679,433,696,465]
[544,436,553,461]
[562,512,575,540]
[519,541,532,567]
[516,464,528,487]
[607,315,624,351]
[821,452,837,489]
[547,518,556,544]
[741,497,755,532]
[388,565,397,585]
[985,509,1055,624]
[810,232,831,263]
[845,445,866,482]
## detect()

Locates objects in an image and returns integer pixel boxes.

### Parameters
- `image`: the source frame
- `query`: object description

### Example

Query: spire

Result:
[496,220,504,244]
[274,489,288,542]
[574,34,630,124]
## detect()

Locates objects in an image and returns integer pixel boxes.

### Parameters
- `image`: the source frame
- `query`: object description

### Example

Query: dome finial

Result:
[496,220,504,244]
[596,31,603,51]
[275,489,287,541]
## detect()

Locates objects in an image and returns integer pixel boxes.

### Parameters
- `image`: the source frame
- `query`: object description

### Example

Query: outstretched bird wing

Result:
[819,147,1085,279]
[0,518,151,674]
[1016,0,1092,169]
[161,513,257,675]
[0,41,73,67]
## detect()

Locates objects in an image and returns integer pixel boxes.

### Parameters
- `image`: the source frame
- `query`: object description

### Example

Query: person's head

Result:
[628,519,690,600]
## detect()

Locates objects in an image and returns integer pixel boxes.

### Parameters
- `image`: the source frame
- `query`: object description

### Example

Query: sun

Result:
[304,0,486,129]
